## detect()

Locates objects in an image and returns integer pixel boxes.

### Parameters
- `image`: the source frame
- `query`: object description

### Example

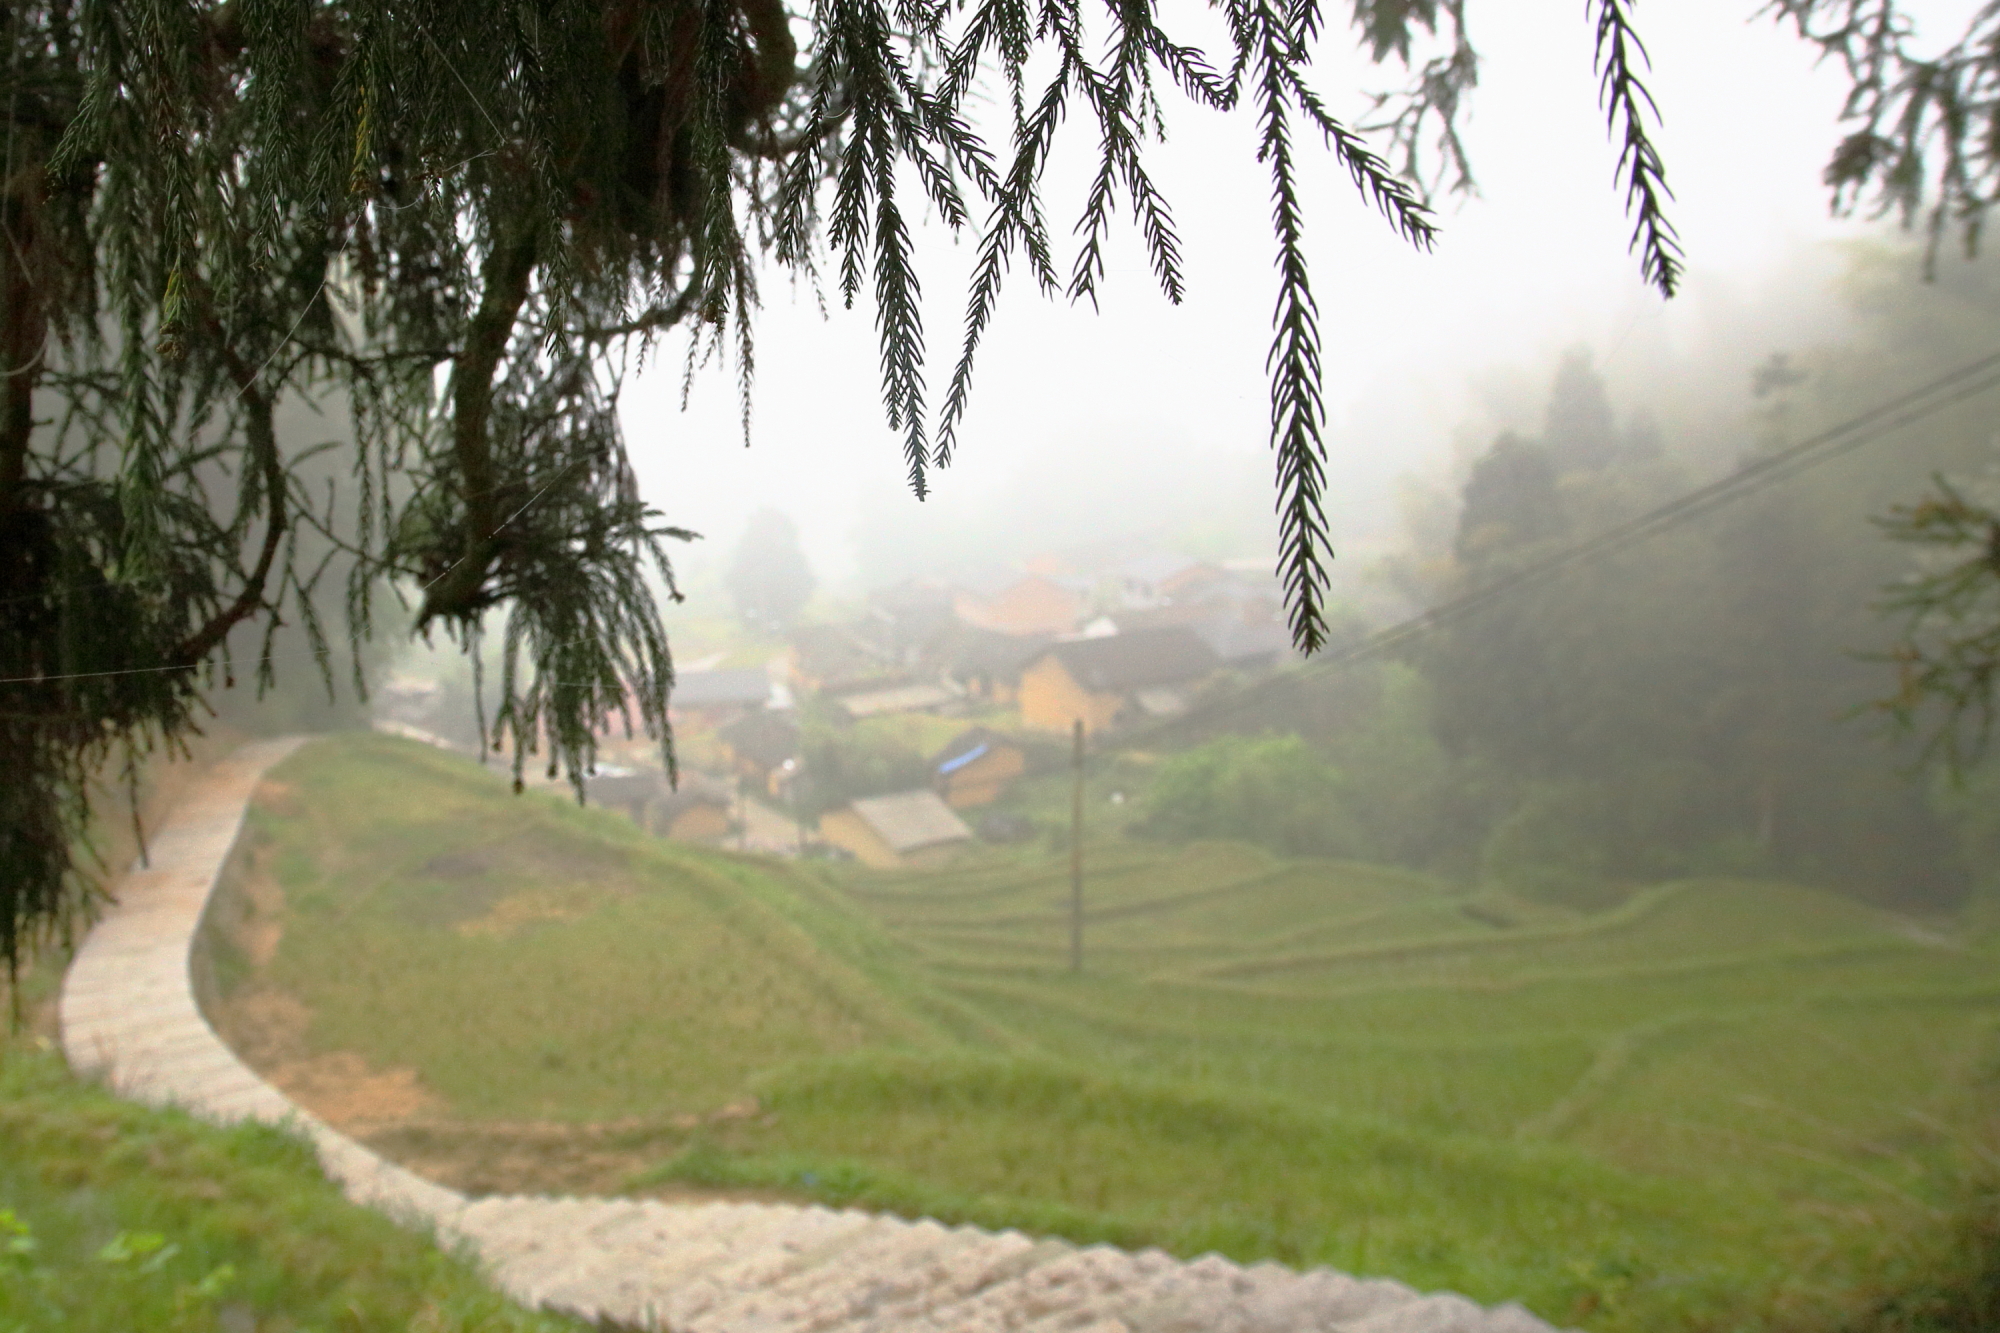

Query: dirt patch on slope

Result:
[203,840,453,1137]
[210,984,451,1132]
[201,823,774,1199]
[359,1104,787,1201]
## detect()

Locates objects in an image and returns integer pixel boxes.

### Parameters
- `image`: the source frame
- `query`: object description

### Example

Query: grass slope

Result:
[0,1036,585,1333]
[223,733,2000,1333]
[233,733,953,1122]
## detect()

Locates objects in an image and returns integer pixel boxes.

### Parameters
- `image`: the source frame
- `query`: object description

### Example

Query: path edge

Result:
[57,736,470,1231]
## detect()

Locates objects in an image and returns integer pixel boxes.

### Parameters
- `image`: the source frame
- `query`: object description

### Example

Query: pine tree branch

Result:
[935,56,1068,464]
[1764,0,2000,270]
[1356,0,1479,200]
[0,203,42,520]
[1242,0,1335,653]
[168,271,298,667]
[1592,0,1682,298]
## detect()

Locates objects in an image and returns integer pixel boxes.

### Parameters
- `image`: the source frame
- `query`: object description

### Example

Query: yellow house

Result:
[1018,627,1220,733]
[818,790,973,868]
[932,727,1028,808]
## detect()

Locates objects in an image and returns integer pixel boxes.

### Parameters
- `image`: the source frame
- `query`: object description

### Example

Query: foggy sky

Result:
[619,0,1957,597]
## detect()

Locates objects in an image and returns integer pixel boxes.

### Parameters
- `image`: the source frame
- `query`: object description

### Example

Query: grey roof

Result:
[672,668,772,709]
[585,766,665,807]
[851,583,961,662]
[1043,626,1220,693]
[952,565,1024,598]
[791,623,898,688]
[928,625,1052,679]
[1102,603,1208,633]
[834,682,961,718]
[1117,551,1201,585]
[849,790,974,855]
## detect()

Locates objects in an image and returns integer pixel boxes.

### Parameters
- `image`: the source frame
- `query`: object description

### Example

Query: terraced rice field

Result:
[208,732,2000,1333]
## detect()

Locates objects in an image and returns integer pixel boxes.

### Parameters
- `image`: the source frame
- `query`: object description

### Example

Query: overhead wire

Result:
[11,350,2000,694]
[1127,346,2000,741]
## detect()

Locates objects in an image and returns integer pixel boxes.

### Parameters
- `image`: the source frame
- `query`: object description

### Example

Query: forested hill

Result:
[1135,248,2000,916]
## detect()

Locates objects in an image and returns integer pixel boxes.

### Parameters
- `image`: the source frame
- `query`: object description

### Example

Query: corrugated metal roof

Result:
[834,682,960,718]
[849,790,974,855]
[672,668,773,708]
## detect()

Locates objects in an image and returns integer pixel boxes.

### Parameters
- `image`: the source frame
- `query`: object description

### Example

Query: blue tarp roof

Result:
[937,741,990,776]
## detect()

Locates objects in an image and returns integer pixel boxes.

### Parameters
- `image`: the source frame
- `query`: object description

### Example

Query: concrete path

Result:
[59,739,1570,1333]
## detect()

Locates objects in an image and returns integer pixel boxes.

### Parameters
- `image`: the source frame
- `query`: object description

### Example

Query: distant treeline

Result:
[1140,246,2000,914]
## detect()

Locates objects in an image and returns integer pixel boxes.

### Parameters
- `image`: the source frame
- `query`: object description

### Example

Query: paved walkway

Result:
[59,739,1569,1333]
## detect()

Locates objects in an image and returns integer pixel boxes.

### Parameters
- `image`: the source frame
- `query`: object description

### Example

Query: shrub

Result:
[1478,782,1621,910]
[1136,734,1366,858]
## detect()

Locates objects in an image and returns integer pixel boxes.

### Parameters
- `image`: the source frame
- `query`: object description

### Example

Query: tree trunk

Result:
[0,158,45,524]
[419,228,539,624]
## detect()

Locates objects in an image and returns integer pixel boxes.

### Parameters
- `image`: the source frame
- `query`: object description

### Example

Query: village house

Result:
[833,680,964,719]
[583,765,665,827]
[1090,558,1295,672]
[860,580,961,665]
[817,790,974,868]
[952,571,1088,637]
[931,727,1028,808]
[928,625,1053,704]
[1115,552,1220,608]
[1190,614,1294,671]
[668,668,774,723]
[1103,601,1293,672]
[1018,626,1221,732]
[787,623,902,695]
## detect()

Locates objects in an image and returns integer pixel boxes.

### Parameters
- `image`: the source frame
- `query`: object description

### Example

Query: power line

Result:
[1138,347,2000,740]
[15,351,2000,697]
[0,653,279,688]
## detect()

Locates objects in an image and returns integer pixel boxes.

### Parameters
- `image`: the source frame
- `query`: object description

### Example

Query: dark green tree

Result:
[792,698,927,820]
[0,0,1693,982]
[1542,349,1619,472]
[1766,2,2000,781]
[1453,433,1567,565]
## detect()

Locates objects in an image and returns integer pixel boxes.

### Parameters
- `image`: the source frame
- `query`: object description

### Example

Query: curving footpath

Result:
[60,739,1569,1333]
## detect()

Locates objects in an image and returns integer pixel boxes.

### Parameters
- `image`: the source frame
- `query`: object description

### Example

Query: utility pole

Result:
[736,773,747,853]
[783,757,805,857]
[1070,718,1084,975]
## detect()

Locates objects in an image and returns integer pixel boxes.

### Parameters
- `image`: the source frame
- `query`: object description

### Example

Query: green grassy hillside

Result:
[219,732,2000,1333]
[0,1036,586,1333]
[228,734,958,1122]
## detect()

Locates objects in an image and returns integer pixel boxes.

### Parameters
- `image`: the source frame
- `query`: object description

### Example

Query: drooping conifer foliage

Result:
[1875,478,2000,770]
[1771,0,2000,268]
